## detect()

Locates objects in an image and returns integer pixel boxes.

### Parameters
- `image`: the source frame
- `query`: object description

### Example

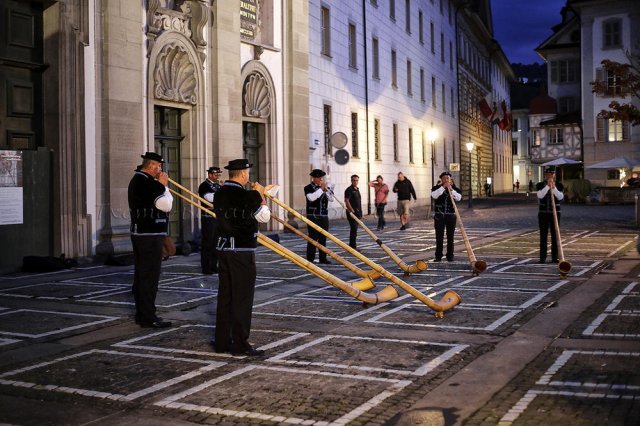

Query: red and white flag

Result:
[478,94,495,122]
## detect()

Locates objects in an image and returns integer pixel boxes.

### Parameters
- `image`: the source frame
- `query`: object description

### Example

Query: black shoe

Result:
[538,259,546,264]
[232,347,265,357]
[400,225,406,230]
[139,320,172,329]
[551,259,559,264]
[319,259,332,265]
[446,256,454,262]
[210,339,230,353]
[434,258,442,262]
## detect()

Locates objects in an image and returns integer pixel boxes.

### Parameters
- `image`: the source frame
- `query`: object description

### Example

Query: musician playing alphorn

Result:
[198,166,222,274]
[304,169,334,264]
[212,159,271,357]
[536,166,564,264]
[431,171,462,262]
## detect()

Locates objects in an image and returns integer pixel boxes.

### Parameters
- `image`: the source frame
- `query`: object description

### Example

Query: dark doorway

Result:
[243,121,264,184]
[154,106,184,244]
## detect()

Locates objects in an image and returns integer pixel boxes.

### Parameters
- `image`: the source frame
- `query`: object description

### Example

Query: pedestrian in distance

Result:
[528,180,534,193]
[212,159,272,357]
[393,172,417,230]
[344,174,362,250]
[536,166,564,263]
[198,166,222,274]
[431,171,462,262]
[515,180,520,193]
[128,152,174,328]
[304,169,334,264]
[368,175,389,231]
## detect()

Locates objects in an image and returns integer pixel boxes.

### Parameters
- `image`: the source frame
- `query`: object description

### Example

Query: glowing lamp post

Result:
[466,139,474,208]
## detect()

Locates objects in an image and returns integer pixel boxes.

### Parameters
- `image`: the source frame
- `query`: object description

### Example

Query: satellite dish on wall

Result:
[330,132,348,149]
[334,149,350,165]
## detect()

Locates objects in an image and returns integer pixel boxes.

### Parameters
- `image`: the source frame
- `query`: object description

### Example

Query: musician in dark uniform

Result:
[536,166,564,263]
[304,169,334,264]
[344,174,362,250]
[128,152,173,328]
[213,159,271,357]
[198,166,222,274]
[431,171,462,262]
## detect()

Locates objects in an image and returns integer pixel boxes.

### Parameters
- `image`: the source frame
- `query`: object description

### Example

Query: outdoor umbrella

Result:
[541,157,581,181]
[586,156,640,169]
[541,157,581,166]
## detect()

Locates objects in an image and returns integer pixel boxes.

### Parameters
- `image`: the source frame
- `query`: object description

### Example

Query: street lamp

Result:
[466,138,474,208]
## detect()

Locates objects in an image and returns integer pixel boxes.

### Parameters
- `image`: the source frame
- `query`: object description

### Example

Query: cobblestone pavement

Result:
[0,194,638,425]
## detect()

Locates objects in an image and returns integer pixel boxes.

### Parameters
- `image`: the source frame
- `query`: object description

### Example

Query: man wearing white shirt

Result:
[304,169,334,264]
[536,166,564,263]
[431,171,462,262]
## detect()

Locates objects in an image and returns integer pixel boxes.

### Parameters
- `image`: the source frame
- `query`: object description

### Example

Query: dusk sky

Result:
[491,0,568,64]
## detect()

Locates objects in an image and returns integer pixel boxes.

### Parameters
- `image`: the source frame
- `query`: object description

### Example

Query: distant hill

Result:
[510,63,547,84]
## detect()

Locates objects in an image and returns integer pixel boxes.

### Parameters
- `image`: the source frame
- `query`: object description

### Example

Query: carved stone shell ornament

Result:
[154,45,197,104]
[243,73,271,118]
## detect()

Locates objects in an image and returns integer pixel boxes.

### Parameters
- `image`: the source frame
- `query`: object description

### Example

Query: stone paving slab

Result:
[155,364,411,425]
[0,309,119,338]
[0,349,223,401]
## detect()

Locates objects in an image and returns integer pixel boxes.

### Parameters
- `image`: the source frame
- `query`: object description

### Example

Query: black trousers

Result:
[131,234,164,323]
[539,212,560,261]
[306,215,329,262]
[347,215,359,249]
[215,250,256,353]
[200,216,219,273]
[375,203,386,229]
[434,214,457,260]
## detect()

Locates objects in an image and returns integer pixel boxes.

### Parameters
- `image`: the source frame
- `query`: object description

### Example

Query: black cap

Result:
[310,169,326,178]
[141,152,164,163]
[439,171,452,178]
[544,166,556,174]
[224,159,253,170]
[207,166,222,174]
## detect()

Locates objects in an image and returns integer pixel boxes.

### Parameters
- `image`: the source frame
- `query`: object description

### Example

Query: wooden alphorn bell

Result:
[446,186,487,276]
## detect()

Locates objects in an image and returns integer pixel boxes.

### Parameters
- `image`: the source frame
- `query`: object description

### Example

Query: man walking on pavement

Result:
[198,166,222,274]
[393,172,417,230]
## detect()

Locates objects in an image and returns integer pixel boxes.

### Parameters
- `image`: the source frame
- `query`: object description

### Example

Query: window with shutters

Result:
[430,22,435,54]
[372,37,380,79]
[440,32,445,62]
[532,130,541,146]
[603,18,621,49]
[432,76,436,108]
[321,6,331,57]
[441,83,446,113]
[390,0,395,20]
[596,117,630,142]
[405,0,411,33]
[595,67,623,97]
[351,112,359,158]
[419,10,424,44]
[374,118,381,160]
[348,23,357,69]
[391,49,398,88]
[420,68,425,102]
[409,128,414,163]
[393,123,399,162]
[407,59,413,95]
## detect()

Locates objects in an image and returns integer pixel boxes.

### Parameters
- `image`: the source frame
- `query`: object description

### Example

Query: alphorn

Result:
[329,189,427,275]
[167,178,394,302]
[549,186,572,276]
[270,214,376,290]
[264,191,461,317]
[446,187,487,276]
